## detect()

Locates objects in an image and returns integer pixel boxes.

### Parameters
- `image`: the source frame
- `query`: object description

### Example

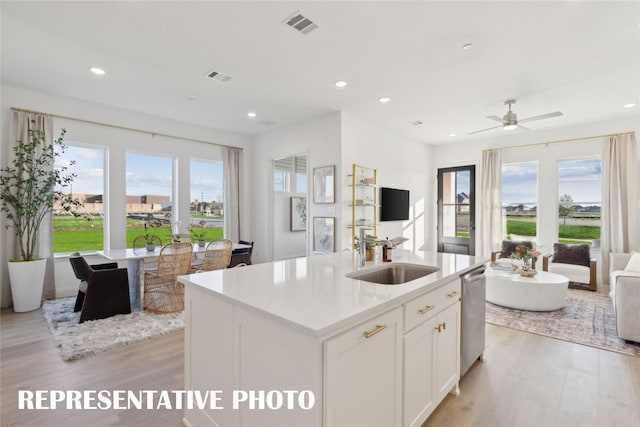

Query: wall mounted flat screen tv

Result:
[380,187,410,221]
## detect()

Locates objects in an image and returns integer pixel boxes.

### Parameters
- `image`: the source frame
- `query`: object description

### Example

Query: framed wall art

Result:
[313,217,335,253]
[290,196,307,231]
[313,165,335,204]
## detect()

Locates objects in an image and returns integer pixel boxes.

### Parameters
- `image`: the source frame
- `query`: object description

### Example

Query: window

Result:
[53,144,105,253]
[294,155,307,194]
[126,153,173,247]
[274,160,291,192]
[190,159,224,241]
[273,155,306,193]
[502,162,538,239]
[557,158,601,245]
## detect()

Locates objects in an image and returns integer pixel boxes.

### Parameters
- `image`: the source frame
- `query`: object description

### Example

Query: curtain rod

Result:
[483,130,636,152]
[10,106,243,151]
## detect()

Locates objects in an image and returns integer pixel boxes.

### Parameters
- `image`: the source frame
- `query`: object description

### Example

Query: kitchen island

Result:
[179,250,487,427]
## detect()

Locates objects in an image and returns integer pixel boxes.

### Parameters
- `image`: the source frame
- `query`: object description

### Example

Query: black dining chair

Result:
[69,253,131,323]
[228,240,254,267]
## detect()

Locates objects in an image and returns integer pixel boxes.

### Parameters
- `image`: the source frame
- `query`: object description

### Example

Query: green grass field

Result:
[506,220,600,244]
[52,216,223,253]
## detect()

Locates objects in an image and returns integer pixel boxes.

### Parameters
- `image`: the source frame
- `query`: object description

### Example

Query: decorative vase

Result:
[146,244,156,252]
[366,247,375,261]
[198,240,206,248]
[8,259,46,312]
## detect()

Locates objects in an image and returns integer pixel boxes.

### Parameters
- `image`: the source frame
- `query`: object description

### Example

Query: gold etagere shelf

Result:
[347,164,377,247]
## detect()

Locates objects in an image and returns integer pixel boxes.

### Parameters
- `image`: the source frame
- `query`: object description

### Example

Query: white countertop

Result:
[179,250,487,338]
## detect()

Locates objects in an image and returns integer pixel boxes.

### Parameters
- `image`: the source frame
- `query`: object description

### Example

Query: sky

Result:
[502,158,601,205]
[56,145,600,207]
[55,146,224,203]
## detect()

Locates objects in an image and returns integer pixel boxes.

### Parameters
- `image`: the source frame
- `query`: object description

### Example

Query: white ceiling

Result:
[2,1,639,144]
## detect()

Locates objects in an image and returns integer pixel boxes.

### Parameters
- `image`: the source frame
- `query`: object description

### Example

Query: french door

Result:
[437,165,476,255]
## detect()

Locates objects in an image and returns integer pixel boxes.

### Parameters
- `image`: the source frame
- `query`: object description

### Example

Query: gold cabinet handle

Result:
[363,324,387,339]
[418,305,435,315]
[434,322,446,333]
[447,291,460,298]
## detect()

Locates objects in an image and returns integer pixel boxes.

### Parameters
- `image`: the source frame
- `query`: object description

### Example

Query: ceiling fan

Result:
[467,99,563,135]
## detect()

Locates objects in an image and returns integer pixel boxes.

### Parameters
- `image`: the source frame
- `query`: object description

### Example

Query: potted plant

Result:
[191,220,208,247]
[0,126,81,312]
[143,220,162,251]
[353,234,380,261]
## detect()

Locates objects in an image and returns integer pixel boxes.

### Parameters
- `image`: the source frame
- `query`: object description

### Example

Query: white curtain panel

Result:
[480,149,503,258]
[223,147,242,243]
[1,111,55,308]
[601,133,638,284]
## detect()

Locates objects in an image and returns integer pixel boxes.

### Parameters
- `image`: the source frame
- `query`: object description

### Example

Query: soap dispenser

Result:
[382,238,393,262]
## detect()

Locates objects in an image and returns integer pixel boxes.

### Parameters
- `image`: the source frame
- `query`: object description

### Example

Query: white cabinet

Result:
[184,271,465,427]
[324,307,403,427]
[403,279,461,427]
[403,316,437,427]
[434,302,461,401]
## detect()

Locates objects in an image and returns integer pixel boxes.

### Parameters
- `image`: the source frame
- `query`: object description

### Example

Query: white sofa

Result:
[609,253,640,343]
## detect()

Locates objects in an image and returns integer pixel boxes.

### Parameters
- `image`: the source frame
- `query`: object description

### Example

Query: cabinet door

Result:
[324,307,402,427]
[434,301,461,401]
[403,316,437,427]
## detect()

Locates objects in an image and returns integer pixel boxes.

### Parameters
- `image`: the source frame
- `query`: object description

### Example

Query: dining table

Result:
[97,242,252,310]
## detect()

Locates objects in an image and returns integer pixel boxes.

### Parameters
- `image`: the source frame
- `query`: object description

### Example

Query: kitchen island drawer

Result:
[404,278,460,332]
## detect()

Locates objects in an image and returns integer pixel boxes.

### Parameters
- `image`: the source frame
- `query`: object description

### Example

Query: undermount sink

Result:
[346,263,440,285]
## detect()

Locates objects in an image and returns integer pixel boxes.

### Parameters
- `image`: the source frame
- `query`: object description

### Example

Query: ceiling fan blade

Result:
[518,111,563,123]
[466,124,502,135]
[485,115,504,123]
[516,124,530,131]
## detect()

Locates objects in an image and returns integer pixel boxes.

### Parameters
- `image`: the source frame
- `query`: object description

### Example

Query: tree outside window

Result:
[557,159,601,245]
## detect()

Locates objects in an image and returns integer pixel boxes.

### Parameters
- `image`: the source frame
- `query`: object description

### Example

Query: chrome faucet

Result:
[358,228,371,268]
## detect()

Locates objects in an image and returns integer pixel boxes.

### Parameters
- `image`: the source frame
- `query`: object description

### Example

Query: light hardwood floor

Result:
[2,307,639,427]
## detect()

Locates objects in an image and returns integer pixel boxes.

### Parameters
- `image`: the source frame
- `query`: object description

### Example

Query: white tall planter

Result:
[8,259,46,312]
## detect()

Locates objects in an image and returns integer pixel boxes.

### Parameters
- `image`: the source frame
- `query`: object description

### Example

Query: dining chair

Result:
[143,242,193,313]
[229,240,254,267]
[193,239,233,273]
[69,253,131,323]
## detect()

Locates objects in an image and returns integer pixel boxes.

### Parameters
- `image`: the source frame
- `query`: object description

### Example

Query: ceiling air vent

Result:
[205,70,232,83]
[283,11,318,35]
[256,119,276,126]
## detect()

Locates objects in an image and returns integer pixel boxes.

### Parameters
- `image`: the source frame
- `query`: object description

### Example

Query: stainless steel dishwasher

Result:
[460,266,486,376]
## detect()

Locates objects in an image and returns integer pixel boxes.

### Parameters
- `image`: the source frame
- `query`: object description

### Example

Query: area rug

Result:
[485,289,640,358]
[42,297,184,361]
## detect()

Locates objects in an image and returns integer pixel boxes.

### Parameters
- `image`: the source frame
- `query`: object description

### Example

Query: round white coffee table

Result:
[486,266,569,311]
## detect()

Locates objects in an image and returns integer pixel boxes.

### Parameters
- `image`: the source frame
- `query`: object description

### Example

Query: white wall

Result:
[1,84,252,302]
[251,112,342,263]
[431,115,640,282]
[341,112,432,254]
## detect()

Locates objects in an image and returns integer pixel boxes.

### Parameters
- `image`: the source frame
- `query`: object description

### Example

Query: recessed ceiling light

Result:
[334,80,347,88]
[449,133,456,137]
[378,97,390,104]
[623,103,637,108]
[247,112,257,118]
[89,67,105,75]
[462,43,473,50]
